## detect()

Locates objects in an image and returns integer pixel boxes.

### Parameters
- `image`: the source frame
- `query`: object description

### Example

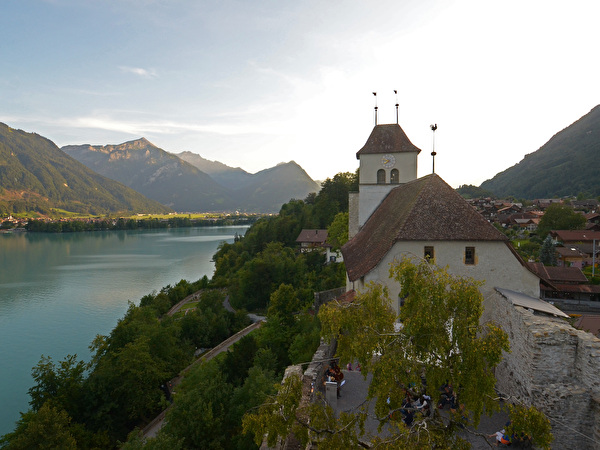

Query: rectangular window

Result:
[465,246,475,265]
[424,246,434,262]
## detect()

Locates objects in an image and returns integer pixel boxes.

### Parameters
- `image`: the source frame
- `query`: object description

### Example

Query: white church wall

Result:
[354,240,540,314]
[358,186,393,228]
[348,192,359,239]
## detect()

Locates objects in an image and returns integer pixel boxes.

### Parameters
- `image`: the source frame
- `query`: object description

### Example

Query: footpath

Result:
[141,292,265,439]
[332,369,510,449]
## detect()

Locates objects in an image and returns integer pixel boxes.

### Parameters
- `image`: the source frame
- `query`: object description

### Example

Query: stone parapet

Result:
[490,291,600,449]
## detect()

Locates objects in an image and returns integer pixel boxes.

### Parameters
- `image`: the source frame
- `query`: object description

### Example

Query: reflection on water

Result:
[0,226,248,436]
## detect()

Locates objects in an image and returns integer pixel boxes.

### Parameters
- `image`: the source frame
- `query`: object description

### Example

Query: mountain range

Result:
[3,103,598,217]
[63,140,321,213]
[0,123,171,216]
[478,105,600,199]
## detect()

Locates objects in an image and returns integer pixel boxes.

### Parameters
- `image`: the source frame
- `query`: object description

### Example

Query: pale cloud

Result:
[63,114,284,138]
[119,66,158,79]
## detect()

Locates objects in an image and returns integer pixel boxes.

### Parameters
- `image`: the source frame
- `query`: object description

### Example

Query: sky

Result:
[1,0,599,188]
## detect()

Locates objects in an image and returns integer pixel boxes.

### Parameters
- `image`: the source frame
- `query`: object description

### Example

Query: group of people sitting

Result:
[399,390,432,426]
[488,422,532,448]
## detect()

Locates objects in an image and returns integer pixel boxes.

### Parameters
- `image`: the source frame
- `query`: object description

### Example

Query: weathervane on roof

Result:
[394,90,399,124]
[430,123,438,174]
[373,92,378,125]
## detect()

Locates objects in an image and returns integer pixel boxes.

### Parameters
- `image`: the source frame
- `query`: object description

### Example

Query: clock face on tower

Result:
[381,154,396,168]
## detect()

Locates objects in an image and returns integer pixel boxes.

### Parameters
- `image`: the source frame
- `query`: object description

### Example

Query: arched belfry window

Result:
[390,169,399,184]
[377,169,386,184]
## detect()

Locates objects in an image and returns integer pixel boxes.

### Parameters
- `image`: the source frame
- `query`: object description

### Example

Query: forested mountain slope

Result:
[235,161,321,213]
[480,105,600,199]
[176,151,254,190]
[63,139,234,212]
[65,141,321,213]
[0,123,171,216]
[178,152,322,213]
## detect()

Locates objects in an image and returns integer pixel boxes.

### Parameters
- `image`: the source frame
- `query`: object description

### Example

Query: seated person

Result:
[488,429,511,446]
[438,382,456,409]
[401,393,414,426]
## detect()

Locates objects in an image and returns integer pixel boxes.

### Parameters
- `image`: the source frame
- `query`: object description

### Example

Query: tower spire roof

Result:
[356,123,422,159]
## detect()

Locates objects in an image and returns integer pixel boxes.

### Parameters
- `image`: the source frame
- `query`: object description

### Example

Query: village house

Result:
[533,198,563,209]
[549,230,600,269]
[295,229,343,263]
[585,212,600,231]
[528,262,600,304]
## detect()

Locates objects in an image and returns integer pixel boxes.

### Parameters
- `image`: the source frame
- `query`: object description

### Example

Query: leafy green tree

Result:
[515,239,541,262]
[220,334,259,387]
[160,359,234,449]
[268,283,302,322]
[229,242,298,310]
[311,172,358,228]
[244,258,553,449]
[287,314,321,365]
[84,336,170,438]
[327,212,349,251]
[28,354,86,417]
[539,235,557,266]
[0,403,77,449]
[505,404,553,450]
[227,366,279,448]
[537,203,586,237]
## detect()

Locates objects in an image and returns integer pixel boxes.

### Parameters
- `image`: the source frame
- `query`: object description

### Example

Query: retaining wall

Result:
[488,291,600,449]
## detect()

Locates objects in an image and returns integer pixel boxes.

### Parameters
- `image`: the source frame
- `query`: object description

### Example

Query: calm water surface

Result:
[0,226,247,436]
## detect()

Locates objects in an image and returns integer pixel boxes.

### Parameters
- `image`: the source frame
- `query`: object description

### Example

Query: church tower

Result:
[349,123,421,237]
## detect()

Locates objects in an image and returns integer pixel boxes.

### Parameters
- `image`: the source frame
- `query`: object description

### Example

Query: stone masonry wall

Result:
[488,291,600,449]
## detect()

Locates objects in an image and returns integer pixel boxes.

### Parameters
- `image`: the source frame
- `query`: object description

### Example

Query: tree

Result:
[268,283,302,322]
[28,354,86,417]
[84,336,170,438]
[312,171,358,228]
[537,203,586,237]
[160,359,233,449]
[327,212,349,251]
[539,235,557,266]
[244,258,553,449]
[1,403,77,449]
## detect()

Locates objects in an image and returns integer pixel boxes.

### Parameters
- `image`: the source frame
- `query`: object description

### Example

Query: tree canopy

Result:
[244,258,553,449]
[537,203,587,237]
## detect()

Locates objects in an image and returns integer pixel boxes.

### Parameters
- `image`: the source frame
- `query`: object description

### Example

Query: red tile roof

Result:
[296,229,328,244]
[574,315,600,337]
[527,262,589,283]
[336,289,356,304]
[550,230,600,243]
[356,124,422,159]
[342,174,509,281]
[547,284,600,294]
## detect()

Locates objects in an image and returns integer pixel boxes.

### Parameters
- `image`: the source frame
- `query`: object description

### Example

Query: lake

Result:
[0,226,248,436]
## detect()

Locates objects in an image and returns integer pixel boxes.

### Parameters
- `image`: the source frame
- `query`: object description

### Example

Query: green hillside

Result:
[178,151,322,213]
[238,161,322,213]
[480,105,600,199]
[63,139,234,212]
[65,141,322,213]
[0,123,171,216]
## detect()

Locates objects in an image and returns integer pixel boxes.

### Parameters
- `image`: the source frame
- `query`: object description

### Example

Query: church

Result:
[341,121,544,317]
[337,118,600,448]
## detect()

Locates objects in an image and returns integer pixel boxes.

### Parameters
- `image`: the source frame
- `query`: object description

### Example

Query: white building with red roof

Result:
[342,123,542,315]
